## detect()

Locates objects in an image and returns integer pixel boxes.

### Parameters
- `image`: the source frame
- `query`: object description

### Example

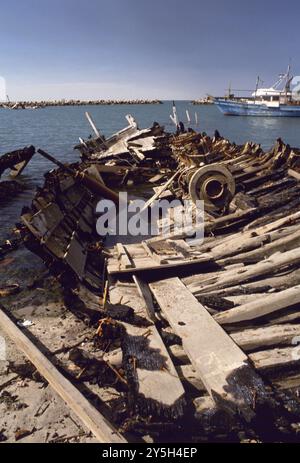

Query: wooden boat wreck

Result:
[3,119,300,442]
[0,146,35,200]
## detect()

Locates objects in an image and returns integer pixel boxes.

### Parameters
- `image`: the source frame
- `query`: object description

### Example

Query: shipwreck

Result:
[1,113,300,442]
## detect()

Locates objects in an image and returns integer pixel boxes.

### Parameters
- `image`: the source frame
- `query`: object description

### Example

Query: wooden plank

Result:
[133,275,156,322]
[167,239,191,258]
[214,285,300,325]
[147,208,257,243]
[217,227,300,266]
[170,324,300,355]
[141,241,167,264]
[116,243,133,269]
[107,243,212,275]
[107,255,212,275]
[21,203,64,242]
[0,306,126,443]
[288,168,300,181]
[177,364,205,392]
[249,347,300,371]
[232,324,300,352]
[172,341,300,374]
[194,247,300,294]
[140,171,180,212]
[123,322,186,411]
[63,233,87,279]
[188,268,300,299]
[150,278,267,420]
[109,283,185,415]
[210,224,299,262]
[85,111,107,147]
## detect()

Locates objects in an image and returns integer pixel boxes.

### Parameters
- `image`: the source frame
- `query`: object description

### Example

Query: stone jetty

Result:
[0,99,163,109]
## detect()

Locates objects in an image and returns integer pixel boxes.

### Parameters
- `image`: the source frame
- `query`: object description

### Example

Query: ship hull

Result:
[215,99,300,117]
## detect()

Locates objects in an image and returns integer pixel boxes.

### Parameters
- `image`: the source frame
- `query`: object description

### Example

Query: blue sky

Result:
[0,0,299,100]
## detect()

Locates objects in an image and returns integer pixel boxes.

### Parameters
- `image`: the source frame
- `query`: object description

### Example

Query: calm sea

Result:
[1,100,300,240]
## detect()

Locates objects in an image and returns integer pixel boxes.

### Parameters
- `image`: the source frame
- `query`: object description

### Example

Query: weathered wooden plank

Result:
[172,336,300,375]
[194,248,300,294]
[170,324,300,355]
[123,322,186,413]
[116,243,133,269]
[0,306,126,443]
[288,168,300,181]
[232,324,300,352]
[211,224,300,263]
[133,275,156,322]
[188,268,300,299]
[249,347,300,371]
[214,286,300,325]
[150,278,267,420]
[141,171,180,212]
[109,282,185,416]
[141,241,168,264]
[107,251,212,275]
[176,365,206,392]
[63,233,87,279]
[217,227,300,266]
[21,203,64,241]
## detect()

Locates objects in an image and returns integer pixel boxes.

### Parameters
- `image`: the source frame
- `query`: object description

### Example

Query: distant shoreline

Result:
[0,99,163,109]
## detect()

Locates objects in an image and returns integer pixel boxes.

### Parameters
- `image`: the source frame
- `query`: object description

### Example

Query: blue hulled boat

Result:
[214,67,300,117]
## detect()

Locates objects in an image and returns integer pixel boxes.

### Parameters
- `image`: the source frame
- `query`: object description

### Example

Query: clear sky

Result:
[1,0,299,100]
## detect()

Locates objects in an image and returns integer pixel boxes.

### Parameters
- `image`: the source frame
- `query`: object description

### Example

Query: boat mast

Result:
[227,82,232,99]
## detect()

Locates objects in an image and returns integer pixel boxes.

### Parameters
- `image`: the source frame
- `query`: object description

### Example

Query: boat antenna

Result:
[254,76,260,104]
[285,63,292,103]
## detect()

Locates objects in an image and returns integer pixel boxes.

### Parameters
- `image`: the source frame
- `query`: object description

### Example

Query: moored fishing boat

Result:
[215,66,300,117]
